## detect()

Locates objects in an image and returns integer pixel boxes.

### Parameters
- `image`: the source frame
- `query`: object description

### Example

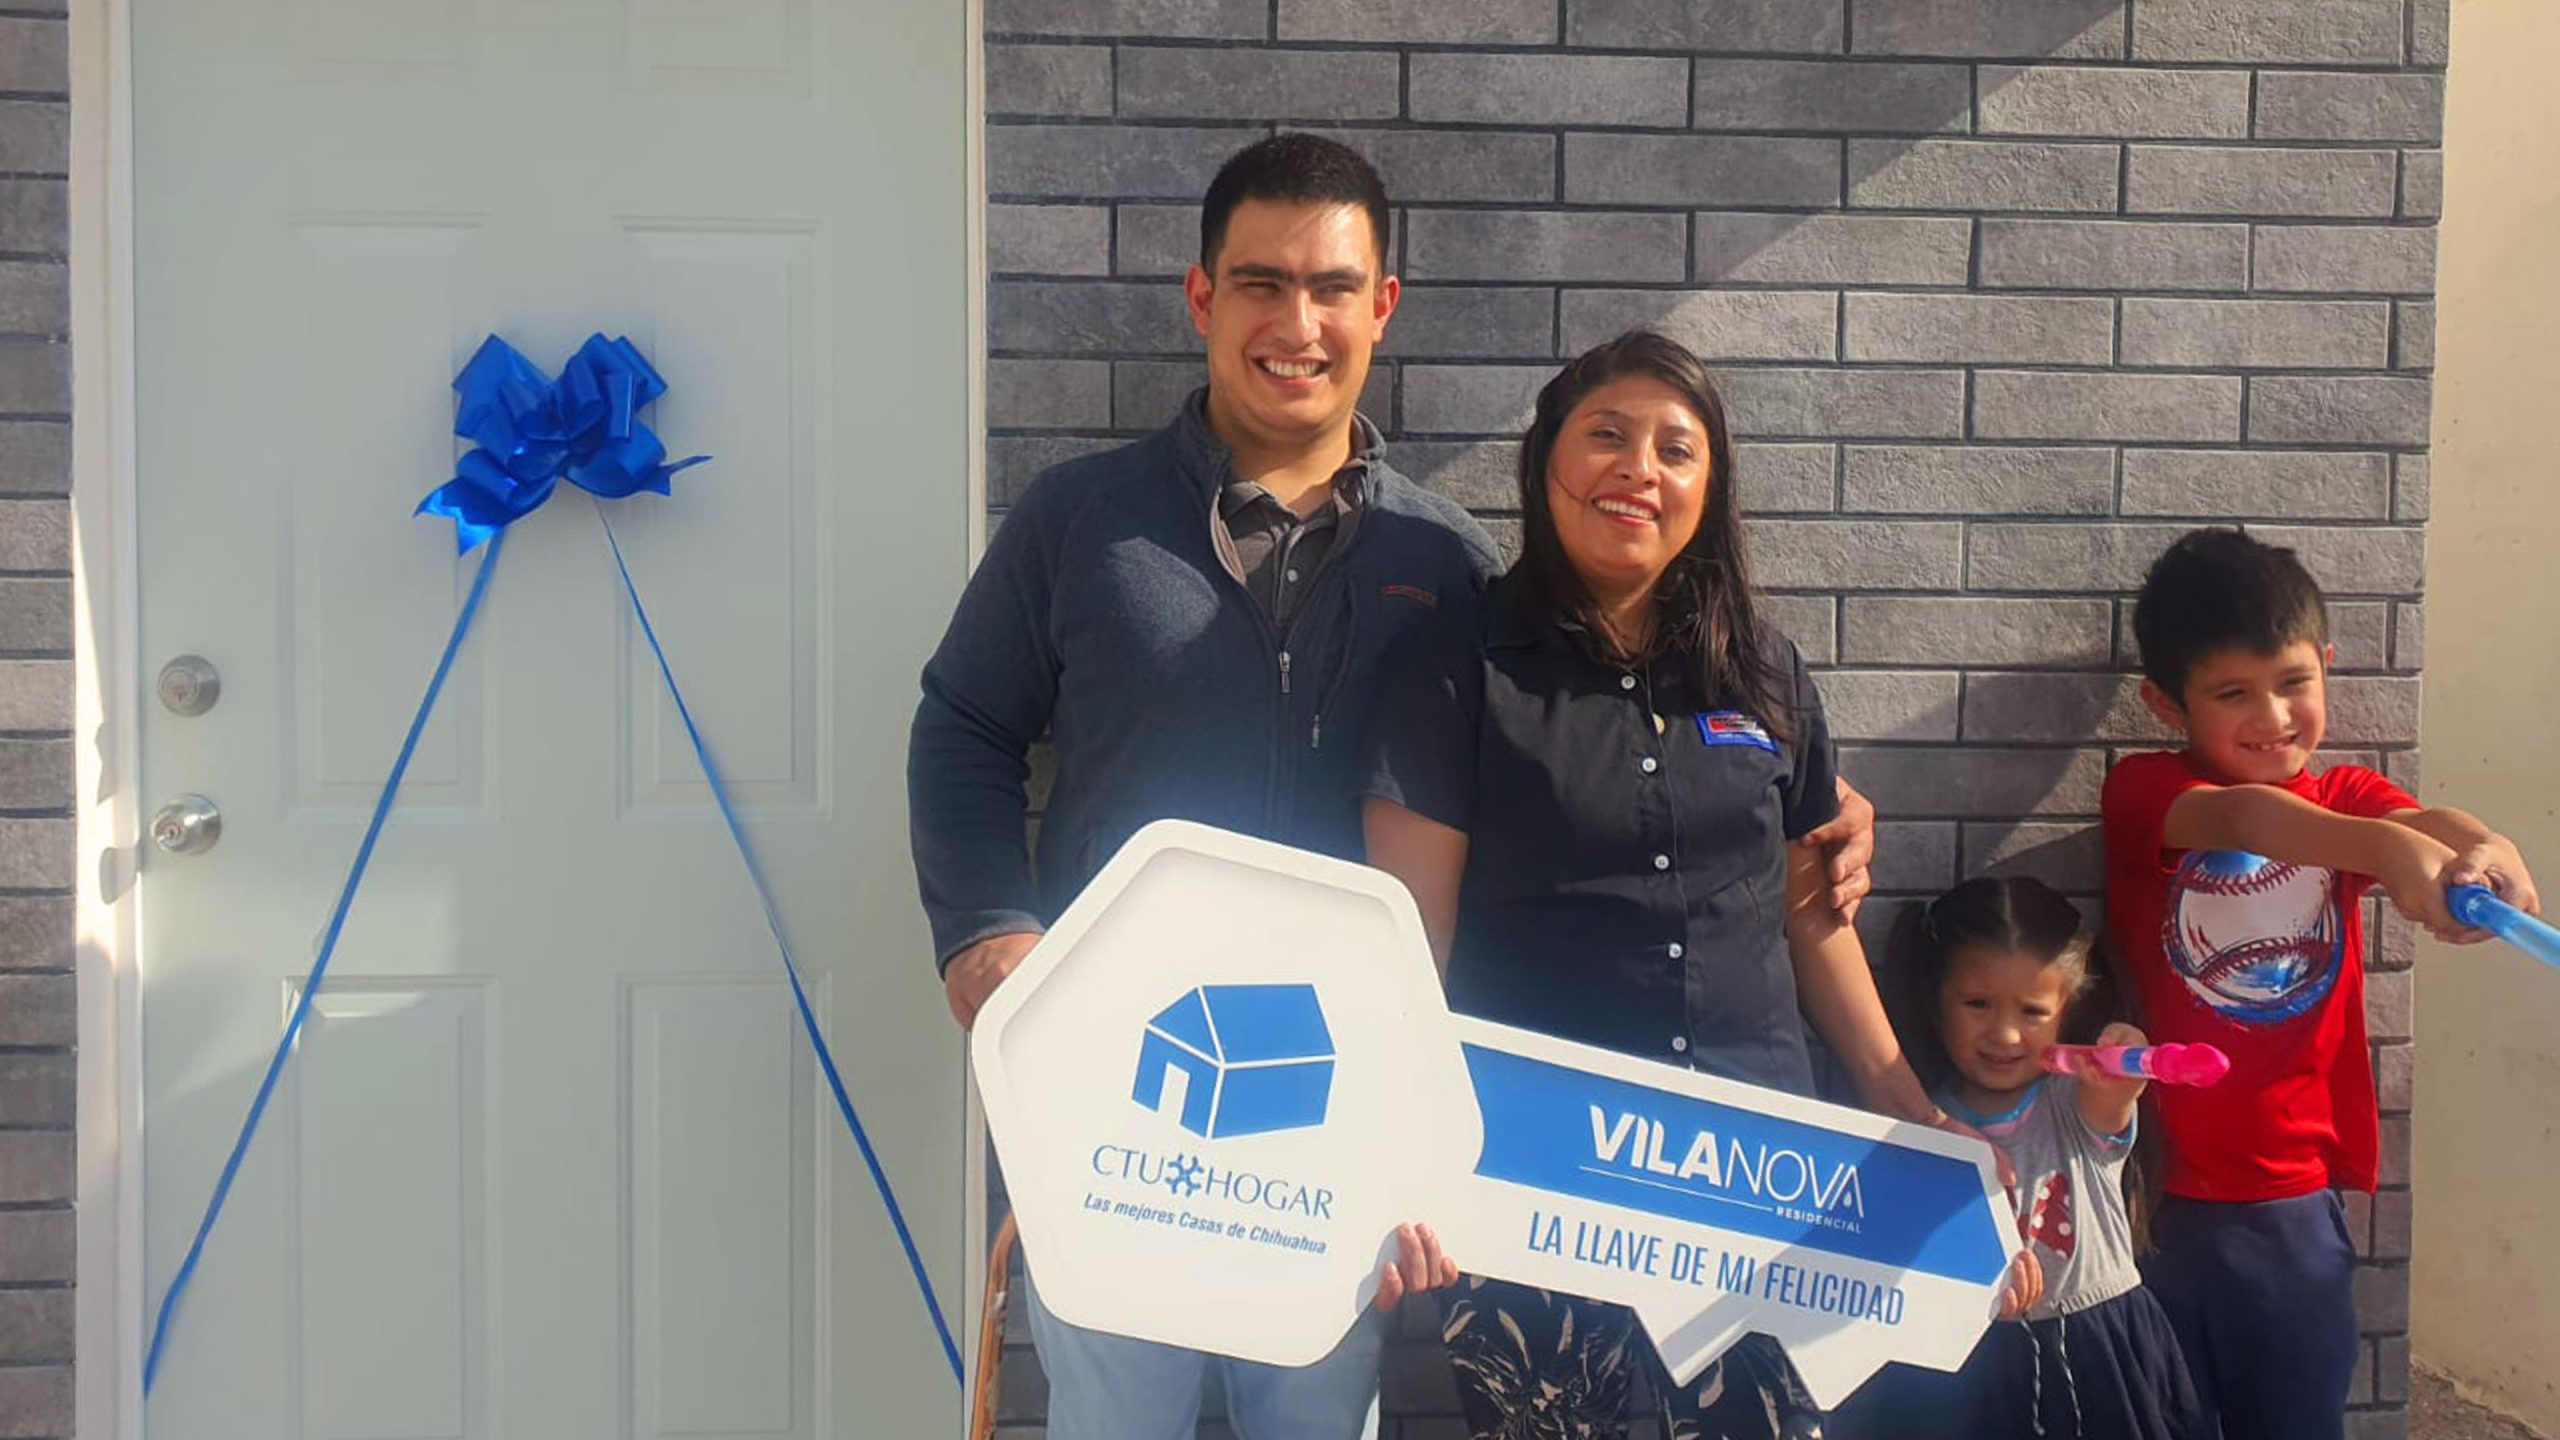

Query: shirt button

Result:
[1619,674,1637,691]
[1671,1036,1690,1054]
[1640,756,1659,774]
[1668,942,1685,959]
[1652,853,1671,871]
[1285,568,1300,583]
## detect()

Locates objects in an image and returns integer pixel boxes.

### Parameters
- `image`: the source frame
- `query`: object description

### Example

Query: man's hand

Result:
[1796,776,1877,924]
[1372,1222,1458,1311]
[942,931,1043,1030]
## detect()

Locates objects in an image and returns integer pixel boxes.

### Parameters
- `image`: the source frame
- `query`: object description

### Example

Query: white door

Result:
[132,3,972,1436]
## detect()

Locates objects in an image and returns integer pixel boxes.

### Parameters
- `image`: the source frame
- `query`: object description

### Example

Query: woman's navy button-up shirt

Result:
[1365,572,1839,1095]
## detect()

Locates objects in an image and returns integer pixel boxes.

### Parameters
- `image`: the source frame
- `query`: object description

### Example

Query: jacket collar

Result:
[1173,385,1384,501]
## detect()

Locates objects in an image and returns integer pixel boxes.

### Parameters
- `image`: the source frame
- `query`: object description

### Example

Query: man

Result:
[909,133,1877,1440]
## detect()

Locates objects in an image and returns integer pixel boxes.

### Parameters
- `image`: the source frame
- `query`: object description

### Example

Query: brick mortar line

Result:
[996,203,2434,228]
[995,277,2418,301]
[995,114,2428,150]
[1014,434,2436,454]
[990,348,2437,378]
[1014,271,2434,292]
[989,35,2435,75]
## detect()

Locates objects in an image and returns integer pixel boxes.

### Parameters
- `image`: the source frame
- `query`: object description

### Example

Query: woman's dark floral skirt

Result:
[1440,1275,1825,1440]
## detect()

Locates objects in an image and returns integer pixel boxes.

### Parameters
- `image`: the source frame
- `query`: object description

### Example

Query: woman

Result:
[1363,332,2029,1438]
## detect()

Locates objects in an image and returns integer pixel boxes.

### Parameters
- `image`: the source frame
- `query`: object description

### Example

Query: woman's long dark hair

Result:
[1514,330,1792,740]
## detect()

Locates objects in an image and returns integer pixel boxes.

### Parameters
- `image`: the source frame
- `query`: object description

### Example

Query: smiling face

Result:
[1542,375,1712,604]
[1938,946,2076,1108]
[2143,639,2333,785]
[1184,198,1396,462]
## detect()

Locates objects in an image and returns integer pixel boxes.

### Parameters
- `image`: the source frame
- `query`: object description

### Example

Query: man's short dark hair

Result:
[1199,132,1390,272]
[2133,527,2331,702]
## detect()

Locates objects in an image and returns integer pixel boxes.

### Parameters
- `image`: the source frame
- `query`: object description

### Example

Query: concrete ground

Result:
[2413,1365,2549,1440]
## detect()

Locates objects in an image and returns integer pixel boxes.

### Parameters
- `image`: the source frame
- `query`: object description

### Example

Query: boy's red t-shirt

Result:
[2100,751,2417,1201]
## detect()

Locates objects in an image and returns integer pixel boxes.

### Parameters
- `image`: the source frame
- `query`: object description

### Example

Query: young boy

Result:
[2101,528,2539,1440]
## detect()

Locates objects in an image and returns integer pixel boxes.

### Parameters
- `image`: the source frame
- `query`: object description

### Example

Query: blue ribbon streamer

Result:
[147,334,961,1394]
[596,503,963,1382]
[145,529,509,1393]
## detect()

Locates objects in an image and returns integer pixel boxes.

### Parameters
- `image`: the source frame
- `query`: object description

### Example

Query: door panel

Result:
[133,3,971,1435]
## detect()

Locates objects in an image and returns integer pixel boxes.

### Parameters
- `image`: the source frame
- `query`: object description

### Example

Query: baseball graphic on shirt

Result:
[2162,849,2342,1026]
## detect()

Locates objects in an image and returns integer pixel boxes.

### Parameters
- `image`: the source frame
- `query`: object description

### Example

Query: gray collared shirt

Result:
[1214,461,1369,631]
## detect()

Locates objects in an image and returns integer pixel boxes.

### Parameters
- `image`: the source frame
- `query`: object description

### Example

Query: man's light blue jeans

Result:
[1022,1262,1385,1440]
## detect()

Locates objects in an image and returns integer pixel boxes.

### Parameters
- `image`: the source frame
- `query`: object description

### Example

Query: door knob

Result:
[151,794,222,855]
[157,655,221,716]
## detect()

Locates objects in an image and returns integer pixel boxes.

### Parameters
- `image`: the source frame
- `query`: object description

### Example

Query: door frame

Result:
[64,2,995,1434]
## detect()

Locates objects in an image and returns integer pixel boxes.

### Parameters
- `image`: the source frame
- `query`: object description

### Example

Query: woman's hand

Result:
[1928,1107,2018,1192]
[1372,1222,1459,1311]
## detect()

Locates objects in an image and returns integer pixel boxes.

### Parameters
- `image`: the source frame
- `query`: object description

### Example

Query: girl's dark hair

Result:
[1886,876,2164,1252]
[1899,877,2096,1031]
[1514,330,1792,741]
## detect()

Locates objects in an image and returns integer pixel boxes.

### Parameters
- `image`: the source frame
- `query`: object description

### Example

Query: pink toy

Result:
[2041,1043,2230,1088]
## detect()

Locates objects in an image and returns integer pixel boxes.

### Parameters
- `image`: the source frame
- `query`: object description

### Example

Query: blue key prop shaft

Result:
[145,530,509,1394]
[598,507,964,1381]
[2449,884,2560,969]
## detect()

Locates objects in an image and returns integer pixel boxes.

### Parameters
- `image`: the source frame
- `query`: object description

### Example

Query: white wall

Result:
[2411,2,2560,1429]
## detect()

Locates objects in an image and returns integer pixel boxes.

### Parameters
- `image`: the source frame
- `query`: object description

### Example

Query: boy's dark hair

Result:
[1198,132,1391,272]
[2132,527,2330,702]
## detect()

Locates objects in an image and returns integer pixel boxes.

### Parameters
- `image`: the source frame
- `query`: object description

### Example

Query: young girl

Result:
[1901,876,2206,1440]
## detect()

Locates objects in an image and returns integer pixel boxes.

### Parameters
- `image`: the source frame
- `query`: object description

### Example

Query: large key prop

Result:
[972,821,2024,1408]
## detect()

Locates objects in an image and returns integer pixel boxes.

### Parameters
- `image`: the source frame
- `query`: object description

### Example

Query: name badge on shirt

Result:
[1697,711,1779,754]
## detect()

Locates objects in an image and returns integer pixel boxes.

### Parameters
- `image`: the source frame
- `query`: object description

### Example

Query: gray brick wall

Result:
[986,2,2444,1435]
[0,10,70,1439]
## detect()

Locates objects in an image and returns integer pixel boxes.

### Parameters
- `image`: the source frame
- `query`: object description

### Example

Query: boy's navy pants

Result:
[2141,1189,2361,1440]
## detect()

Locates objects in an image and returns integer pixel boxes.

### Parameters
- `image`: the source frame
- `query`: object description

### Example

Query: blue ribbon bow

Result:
[414,333,709,552]
[148,335,960,1397]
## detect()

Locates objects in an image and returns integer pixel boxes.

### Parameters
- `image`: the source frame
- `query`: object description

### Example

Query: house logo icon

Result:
[1132,984,1336,1140]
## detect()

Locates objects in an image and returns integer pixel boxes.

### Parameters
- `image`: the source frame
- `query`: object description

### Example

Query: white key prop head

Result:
[970,821,2021,1405]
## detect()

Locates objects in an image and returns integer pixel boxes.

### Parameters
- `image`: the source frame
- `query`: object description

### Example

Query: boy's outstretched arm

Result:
[2381,805,2542,927]
[2162,783,2467,937]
